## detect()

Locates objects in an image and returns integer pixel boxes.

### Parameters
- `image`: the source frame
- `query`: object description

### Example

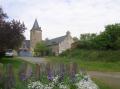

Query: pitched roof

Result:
[46,36,66,46]
[32,19,41,31]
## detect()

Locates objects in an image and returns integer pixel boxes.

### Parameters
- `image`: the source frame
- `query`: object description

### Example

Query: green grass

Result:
[0,57,33,89]
[46,56,120,72]
[0,57,26,67]
[46,49,120,72]
[60,49,120,62]
[46,49,120,89]
[46,56,120,89]
[93,78,112,89]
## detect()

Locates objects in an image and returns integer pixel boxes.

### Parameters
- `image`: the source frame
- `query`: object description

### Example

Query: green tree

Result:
[73,37,79,42]
[78,33,97,49]
[34,42,49,56]
[93,23,120,50]
[0,7,26,51]
[80,33,96,41]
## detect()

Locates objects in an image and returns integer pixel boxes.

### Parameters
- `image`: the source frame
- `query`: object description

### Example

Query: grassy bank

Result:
[0,57,33,89]
[60,49,120,62]
[46,49,120,72]
[93,78,112,89]
[46,50,120,89]
[0,57,26,67]
[46,56,120,72]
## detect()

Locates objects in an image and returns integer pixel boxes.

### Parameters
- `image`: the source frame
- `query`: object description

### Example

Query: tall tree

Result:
[93,23,120,50]
[0,7,26,50]
[0,7,7,20]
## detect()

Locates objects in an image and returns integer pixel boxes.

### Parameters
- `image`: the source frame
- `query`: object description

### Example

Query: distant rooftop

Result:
[45,36,66,46]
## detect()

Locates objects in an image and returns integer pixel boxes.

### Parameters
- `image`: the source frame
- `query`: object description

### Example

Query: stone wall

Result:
[59,35,73,54]
[30,30,42,51]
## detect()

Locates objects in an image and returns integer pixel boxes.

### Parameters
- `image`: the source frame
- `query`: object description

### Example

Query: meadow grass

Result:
[46,56,120,72]
[46,49,120,72]
[0,54,120,89]
[0,57,33,89]
[60,49,120,62]
[46,50,120,89]
[0,57,26,67]
[92,78,112,89]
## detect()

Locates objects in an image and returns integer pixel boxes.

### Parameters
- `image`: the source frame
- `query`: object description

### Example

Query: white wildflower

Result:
[76,75,99,89]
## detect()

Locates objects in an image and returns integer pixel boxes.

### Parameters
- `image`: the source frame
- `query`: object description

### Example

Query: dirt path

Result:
[88,71,120,89]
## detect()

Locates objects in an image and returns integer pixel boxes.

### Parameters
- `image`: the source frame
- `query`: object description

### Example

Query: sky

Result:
[0,0,120,40]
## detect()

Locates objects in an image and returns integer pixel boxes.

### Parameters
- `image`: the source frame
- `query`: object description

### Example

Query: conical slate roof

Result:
[31,19,41,31]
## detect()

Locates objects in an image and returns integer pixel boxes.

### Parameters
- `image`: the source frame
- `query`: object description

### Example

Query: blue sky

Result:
[0,0,120,40]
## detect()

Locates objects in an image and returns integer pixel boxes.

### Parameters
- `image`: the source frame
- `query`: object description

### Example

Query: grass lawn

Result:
[0,57,33,89]
[93,78,112,89]
[46,56,120,89]
[0,56,119,89]
[46,56,120,72]
[0,57,26,67]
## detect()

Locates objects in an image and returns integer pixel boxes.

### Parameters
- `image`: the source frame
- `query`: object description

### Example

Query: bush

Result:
[59,49,120,62]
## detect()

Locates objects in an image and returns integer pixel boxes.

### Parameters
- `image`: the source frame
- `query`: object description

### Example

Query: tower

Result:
[30,19,42,51]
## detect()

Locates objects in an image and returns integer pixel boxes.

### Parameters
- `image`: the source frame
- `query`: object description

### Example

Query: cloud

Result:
[1,0,120,40]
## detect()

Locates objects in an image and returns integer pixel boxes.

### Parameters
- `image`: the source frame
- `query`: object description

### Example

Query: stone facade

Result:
[59,32,73,54]
[30,19,42,51]
[21,19,74,56]
[46,31,74,55]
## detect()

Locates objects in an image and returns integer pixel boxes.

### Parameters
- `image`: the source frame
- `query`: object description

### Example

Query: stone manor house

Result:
[20,19,74,56]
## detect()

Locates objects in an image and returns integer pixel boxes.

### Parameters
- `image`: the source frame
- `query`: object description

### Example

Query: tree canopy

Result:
[78,23,120,50]
[34,42,49,56]
[93,23,120,50]
[0,7,26,50]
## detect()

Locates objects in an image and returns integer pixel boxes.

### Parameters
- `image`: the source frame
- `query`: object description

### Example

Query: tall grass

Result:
[46,49,120,72]
[60,49,120,62]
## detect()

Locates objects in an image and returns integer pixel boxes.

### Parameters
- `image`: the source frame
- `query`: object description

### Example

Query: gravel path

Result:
[88,71,120,89]
[18,57,47,64]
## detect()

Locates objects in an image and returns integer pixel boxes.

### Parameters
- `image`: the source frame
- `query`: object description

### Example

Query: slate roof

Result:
[45,36,66,46]
[31,19,41,31]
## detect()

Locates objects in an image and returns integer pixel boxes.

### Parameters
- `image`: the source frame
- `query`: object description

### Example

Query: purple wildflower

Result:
[46,63,53,81]
[19,63,27,81]
[59,63,65,82]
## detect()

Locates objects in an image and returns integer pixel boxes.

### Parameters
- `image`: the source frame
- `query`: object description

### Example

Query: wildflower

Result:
[46,63,53,81]
[18,63,27,81]
[59,64,65,82]
[4,64,15,89]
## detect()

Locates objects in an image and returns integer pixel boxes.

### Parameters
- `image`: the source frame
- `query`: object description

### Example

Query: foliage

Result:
[34,42,49,56]
[0,7,26,50]
[80,33,96,41]
[77,33,97,49]
[93,23,120,50]
[0,57,30,89]
[76,23,120,50]
[60,49,120,62]
[47,56,120,72]
[73,37,79,42]
[0,58,99,89]
[0,7,7,20]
